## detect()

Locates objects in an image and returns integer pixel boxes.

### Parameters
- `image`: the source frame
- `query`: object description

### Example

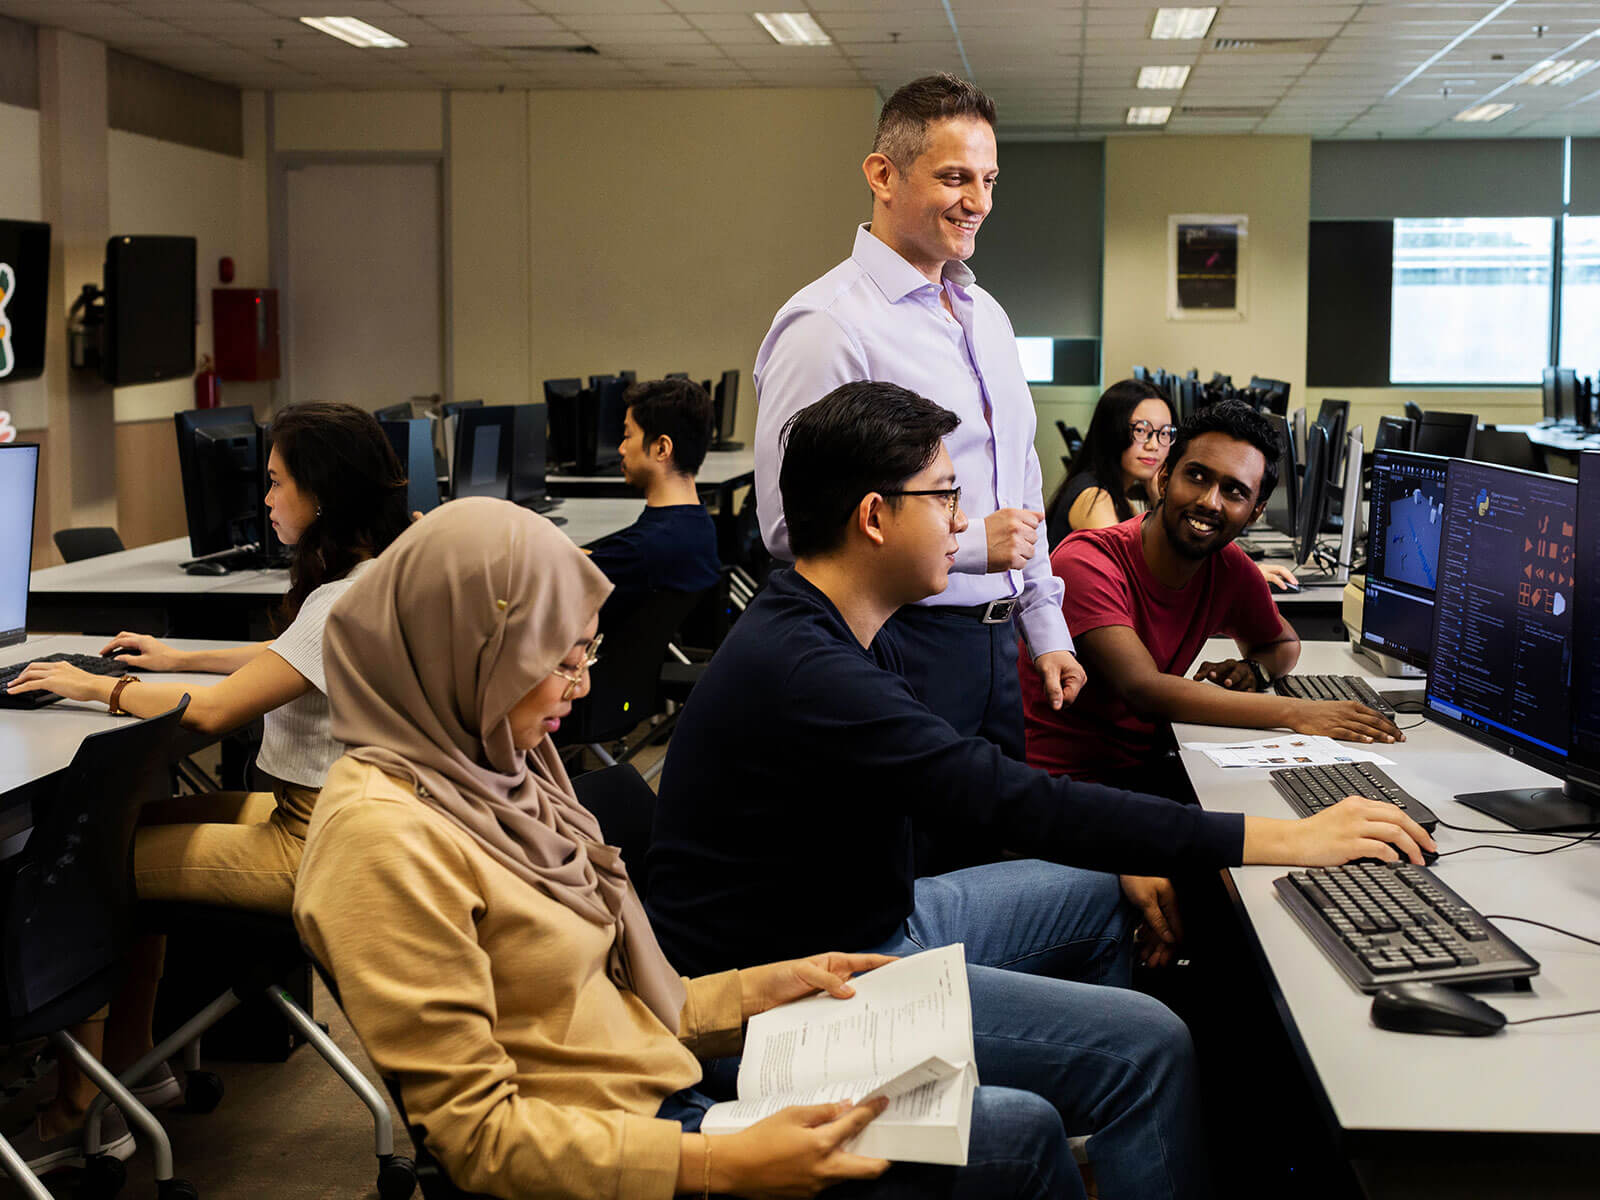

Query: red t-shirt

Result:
[1021,515,1285,782]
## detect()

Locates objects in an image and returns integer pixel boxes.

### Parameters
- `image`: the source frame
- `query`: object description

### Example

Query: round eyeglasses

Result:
[551,633,603,701]
[1129,420,1177,446]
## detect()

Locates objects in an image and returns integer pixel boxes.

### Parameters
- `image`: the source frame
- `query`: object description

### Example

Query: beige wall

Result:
[0,99,46,430]
[109,89,271,423]
[1103,135,1311,398]
[527,87,879,442]
[273,90,442,153]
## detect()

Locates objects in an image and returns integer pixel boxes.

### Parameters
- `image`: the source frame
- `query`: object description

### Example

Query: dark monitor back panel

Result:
[1424,459,1577,774]
[587,378,628,473]
[510,402,549,506]
[174,406,262,557]
[714,369,740,442]
[380,419,441,515]
[1414,411,1477,458]
[1373,415,1416,453]
[0,220,50,382]
[1542,366,1562,423]
[451,406,516,500]
[543,378,583,466]
[1315,399,1349,481]
[1361,450,1449,670]
[1262,412,1298,537]
[1571,452,1600,790]
[1295,423,1330,566]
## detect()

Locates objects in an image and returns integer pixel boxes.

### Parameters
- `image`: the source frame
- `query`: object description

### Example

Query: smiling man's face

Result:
[874,116,997,281]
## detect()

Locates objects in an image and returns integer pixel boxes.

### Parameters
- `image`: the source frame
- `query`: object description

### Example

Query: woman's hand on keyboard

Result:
[99,632,179,671]
[4,660,109,704]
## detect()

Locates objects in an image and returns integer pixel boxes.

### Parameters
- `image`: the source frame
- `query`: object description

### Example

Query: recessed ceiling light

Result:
[1127,106,1173,125]
[1137,65,1191,89]
[1516,59,1599,86]
[1453,102,1516,122]
[1151,8,1217,40]
[299,17,408,49]
[753,12,832,46]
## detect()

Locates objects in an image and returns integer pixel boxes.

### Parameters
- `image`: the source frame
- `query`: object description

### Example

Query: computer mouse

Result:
[1352,845,1438,867]
[184,561,230,576]
[1371,982,1505,1036]
[1269,580,1301,594]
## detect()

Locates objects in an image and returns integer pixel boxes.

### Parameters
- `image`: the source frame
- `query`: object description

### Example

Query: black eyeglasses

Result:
[1129,420,1177,446]
[881,486,963,523]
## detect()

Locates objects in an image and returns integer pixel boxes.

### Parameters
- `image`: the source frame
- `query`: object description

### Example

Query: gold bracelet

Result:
[702,1133,711,1200]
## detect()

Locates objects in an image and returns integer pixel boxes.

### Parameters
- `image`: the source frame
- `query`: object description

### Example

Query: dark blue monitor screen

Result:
[1425,459,1576,770]
[1361,450,1448,670]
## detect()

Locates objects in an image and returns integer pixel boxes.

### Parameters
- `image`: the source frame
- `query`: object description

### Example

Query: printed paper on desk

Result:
[701,944,978,1165]
[1181,734,1397,769]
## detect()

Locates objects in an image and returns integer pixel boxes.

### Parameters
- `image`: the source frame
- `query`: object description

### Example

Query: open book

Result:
[701,944,977,1166]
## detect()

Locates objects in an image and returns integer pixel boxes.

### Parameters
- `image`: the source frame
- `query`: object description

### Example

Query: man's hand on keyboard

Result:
[4,660,109,704]
[98,632,179,671]
[1287,797,1435,867]
[1285,699,1403,744]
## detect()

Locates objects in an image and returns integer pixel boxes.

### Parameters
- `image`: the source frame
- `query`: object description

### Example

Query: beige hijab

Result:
[322,497,687,1031]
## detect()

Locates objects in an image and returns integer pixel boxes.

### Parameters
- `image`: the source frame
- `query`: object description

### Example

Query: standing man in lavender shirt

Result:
[754,74,1085,782]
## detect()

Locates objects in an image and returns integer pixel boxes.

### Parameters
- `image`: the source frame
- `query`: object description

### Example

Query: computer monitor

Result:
[1413,410,1477,458]
[1360,450,1448,671]
[664,372,688,380]
[1250,377,1290,414]
[379,418,441,516]
[1554,367,1578,427]
[1315,399,1349,482]
[1175,378,1201,424]
[1566,452,1600,818]
[374,402,413,422]
[1295,425,1363,579]
[712,369,742,451]
[618,370,637,384]
[1261,413,1298,538]
[1424,458,1588,830]
[1290,407,1308,468]
[1131,365,1151,383]
[0,443,40,646]
[1541,366,1563,424]
[438,399,483,418]
[1373,415,1416,453]
[174,406,268,561]
[0,220,50,383]
[450,405,516,501]
[579,376,628,474]
[510,402,558,513]
[102,235,196,387]
[543,378,583,467]
[1294,424,1329,568]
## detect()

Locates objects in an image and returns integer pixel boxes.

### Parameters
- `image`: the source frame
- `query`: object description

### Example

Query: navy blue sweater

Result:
[646,569,1246,977]
[587,504,721,622]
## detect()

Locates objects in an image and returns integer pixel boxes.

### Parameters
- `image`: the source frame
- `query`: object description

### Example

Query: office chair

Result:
[0,700,192,1200]
[1054,421,1083,458]
[553,588,709,771]
[1469,429,1547,474]
[53,527,125,563]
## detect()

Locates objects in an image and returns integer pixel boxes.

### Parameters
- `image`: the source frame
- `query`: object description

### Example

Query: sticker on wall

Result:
[0,412,14,444]
[1167,214,1247,321]
[0,263,14,378]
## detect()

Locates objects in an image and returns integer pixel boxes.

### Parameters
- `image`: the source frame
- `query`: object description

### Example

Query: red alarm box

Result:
[212,288,280,381]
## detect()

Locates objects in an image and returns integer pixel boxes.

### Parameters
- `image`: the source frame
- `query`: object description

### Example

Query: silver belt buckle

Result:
[982,599,1015,624]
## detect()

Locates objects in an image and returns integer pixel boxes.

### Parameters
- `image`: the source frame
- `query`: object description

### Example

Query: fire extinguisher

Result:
[195,354,220,409]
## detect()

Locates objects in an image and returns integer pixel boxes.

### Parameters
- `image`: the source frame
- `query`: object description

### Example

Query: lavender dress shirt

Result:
[753,224,1072,658]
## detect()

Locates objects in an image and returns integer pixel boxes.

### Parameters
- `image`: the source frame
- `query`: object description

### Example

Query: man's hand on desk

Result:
[1242,797,1436,867]
[1120,875,1182,967]
[1194,658,1260,692]
[1033,650,1086,709]
[984,508,1043,572]
[1284,698,1403,745]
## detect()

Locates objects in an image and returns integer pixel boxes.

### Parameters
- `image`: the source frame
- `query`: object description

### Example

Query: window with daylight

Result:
[1560,214,1600,369]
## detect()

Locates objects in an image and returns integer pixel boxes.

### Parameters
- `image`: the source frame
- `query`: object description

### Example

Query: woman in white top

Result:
[5,401,411,1167]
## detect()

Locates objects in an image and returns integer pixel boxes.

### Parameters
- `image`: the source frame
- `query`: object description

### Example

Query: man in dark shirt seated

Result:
[1022,400,1404,795]
[587,378,722,621]
[646,381,1433,1200]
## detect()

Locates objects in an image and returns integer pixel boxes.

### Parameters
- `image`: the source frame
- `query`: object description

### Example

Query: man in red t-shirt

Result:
[1022,401,1403,791]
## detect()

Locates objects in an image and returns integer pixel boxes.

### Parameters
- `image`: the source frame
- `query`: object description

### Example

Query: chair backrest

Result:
[1469,428,1547,474]
[1403,400,1424,425]
[1413,409,1477,458]
[571,764,656,895]
[555,588,708,746]
[52,526,125,563]
[0,699,188,1020]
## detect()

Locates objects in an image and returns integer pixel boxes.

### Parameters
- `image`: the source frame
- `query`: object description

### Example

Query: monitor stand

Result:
[1455,780,1600,832]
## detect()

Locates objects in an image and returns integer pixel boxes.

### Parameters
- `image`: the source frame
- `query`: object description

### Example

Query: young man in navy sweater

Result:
[587,378,721,622]
[647,381,1433,1200]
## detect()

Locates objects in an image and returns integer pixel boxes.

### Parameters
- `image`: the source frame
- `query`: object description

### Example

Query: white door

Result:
[284,162,442,410]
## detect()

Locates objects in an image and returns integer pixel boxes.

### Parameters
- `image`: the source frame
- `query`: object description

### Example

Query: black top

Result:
[1047,471,1122,549]
[645,568,1246,976]
[587,504,721,622]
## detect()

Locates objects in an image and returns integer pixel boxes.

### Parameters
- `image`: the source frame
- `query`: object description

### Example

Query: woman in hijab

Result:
[295,498,1085,1200]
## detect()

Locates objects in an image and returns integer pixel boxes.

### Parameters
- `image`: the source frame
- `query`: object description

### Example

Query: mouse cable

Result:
[1432,822,1600,857]
[1478,916,1600,1026]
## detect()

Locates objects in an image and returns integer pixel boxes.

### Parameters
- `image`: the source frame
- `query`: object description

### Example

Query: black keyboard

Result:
[0,653,136,710]
[1273,673,1396,718]
[1276,862,1538,992]
[1270,762,1438,832]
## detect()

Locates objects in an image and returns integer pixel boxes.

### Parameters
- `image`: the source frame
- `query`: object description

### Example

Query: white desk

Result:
[549,448,754,492]
[1176,638,1600,1188]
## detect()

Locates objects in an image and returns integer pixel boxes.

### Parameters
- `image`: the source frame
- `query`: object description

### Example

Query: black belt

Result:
[935,599,1017,625]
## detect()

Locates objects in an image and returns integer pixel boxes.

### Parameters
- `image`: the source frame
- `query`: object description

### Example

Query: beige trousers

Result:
[133,784,319,916]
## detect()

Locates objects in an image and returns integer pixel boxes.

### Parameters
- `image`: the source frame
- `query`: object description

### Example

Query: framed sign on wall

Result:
[1168,214,1247,321]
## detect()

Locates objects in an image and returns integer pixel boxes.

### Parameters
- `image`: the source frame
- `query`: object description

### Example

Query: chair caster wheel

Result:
[183,1071,224,1114]
[157,1177,198,1200]
[80,1153,126,1199]
[376,1154,418,1200]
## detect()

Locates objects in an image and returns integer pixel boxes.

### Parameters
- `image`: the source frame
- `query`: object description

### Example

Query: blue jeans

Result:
[867,861,1208,1200]
[661,1084,1082,1199]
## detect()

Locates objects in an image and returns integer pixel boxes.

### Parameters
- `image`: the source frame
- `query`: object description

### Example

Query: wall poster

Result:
[1167,214,1247,321]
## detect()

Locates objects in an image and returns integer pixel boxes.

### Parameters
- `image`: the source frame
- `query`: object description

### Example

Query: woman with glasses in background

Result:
[1046,379,1296,588]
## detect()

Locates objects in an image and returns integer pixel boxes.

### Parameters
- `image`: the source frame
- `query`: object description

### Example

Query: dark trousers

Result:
[885,605,1025,874]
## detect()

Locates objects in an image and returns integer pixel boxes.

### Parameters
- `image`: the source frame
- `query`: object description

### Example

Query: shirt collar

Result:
[851,224,976,303]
